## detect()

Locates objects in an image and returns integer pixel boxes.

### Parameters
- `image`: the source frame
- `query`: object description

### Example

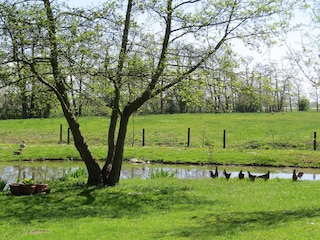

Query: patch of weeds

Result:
[148,169,176,179]
[53,167,88,189]
[69,168,88,178]
[59,167,88,181]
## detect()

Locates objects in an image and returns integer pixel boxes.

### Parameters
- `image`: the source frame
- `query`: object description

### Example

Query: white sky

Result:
[66,0,105,7]
[65,0,310,62]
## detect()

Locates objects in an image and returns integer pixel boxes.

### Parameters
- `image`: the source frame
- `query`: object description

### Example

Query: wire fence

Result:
[126,127,319,151]
[57,122,319,151]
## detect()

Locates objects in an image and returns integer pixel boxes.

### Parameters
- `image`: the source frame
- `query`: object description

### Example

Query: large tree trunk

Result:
[104,109,130,186]
[61,102,103,185]
[101,107,118,185]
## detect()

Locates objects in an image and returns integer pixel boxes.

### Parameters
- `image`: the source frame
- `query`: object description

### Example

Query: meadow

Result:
[0,111,320,168]
[1,112,320,239]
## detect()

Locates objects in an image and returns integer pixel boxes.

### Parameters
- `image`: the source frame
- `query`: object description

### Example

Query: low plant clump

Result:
[0,177,7,191]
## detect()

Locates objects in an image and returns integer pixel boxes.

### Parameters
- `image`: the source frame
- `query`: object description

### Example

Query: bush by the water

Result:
[0,178,7,191]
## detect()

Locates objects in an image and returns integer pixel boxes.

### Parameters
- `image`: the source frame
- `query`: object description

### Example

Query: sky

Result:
[65,0,309,62]
[66,0,104,7]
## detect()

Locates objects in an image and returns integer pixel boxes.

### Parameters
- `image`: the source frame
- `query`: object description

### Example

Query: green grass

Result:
[1,113,320,239]
[0,112,320,167]
[1,177,320,239]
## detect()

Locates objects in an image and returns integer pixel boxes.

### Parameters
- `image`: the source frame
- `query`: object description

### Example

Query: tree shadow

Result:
[160,208,320,238]
[78,187,96,205]
[0,183,221,223]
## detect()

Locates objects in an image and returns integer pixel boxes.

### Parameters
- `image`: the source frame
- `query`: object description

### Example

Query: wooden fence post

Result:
[142,128,145,146]
[132,113,135,147]
[59,124,63,143]
[67,128,71,145]
[187,128,191,147]
[314,132,317,151]
[223,129,226,148]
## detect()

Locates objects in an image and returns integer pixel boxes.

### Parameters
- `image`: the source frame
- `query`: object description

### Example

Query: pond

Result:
[1,161,320,185]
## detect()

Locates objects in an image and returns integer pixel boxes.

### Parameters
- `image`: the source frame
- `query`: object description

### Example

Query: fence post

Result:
[187,128,191,147]
[142,128,145,146]
[59,124,63,143]
[67,128,71,145]
[223,129,226,148]
[132,112,135,147]
[314,132,317,151]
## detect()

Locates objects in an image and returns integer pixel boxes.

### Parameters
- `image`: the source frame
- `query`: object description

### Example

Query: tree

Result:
[298,97,310,111]
[0,0,296,186]
[101,0,298,185]
[0,0,104,185]
[0,1,56,119]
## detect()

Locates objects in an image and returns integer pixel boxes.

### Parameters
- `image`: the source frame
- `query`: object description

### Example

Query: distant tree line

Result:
[0,57,310,119]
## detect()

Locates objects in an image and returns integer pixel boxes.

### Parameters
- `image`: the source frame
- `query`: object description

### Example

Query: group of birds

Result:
[209,167,304,181]
[13,141,25,155]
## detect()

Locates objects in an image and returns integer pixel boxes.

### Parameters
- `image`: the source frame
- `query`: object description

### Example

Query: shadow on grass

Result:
[4,179,316,238]
[0,182,220,223]
[161,208,320,238]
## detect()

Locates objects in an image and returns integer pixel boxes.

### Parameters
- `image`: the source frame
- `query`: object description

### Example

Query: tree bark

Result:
[101,106,118,185]
[62,106,103,185]
[105,111,130,186]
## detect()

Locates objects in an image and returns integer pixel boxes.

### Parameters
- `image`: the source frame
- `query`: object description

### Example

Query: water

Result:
[1,161,320,185]
[122,164,320,180]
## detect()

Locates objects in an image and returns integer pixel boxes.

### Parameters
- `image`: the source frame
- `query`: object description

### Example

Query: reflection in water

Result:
[121,166,320,181]
[1,162,320,185]
[0,164,78,184]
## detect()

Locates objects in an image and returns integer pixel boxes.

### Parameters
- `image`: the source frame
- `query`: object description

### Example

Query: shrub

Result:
[298,97,310,111]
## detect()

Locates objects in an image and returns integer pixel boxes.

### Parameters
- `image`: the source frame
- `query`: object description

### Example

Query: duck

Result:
[293,170,304,181]
[297,171,304,179]
[223,169,231,180]
[292,170,298,181]
[20,141,26,149]
[209,166,218,178]
[257,171,270,181]
[13,148,23,155]
[248,171,256,181]
[238,170,244,180]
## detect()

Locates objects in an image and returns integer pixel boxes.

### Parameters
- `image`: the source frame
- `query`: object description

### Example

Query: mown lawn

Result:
[1,112,320,239]
[1,177,320,239]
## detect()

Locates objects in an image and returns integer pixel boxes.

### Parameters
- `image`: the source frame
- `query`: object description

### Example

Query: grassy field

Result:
[0,112,320,168]
[1,113,320,239]
[1,177,320,239]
